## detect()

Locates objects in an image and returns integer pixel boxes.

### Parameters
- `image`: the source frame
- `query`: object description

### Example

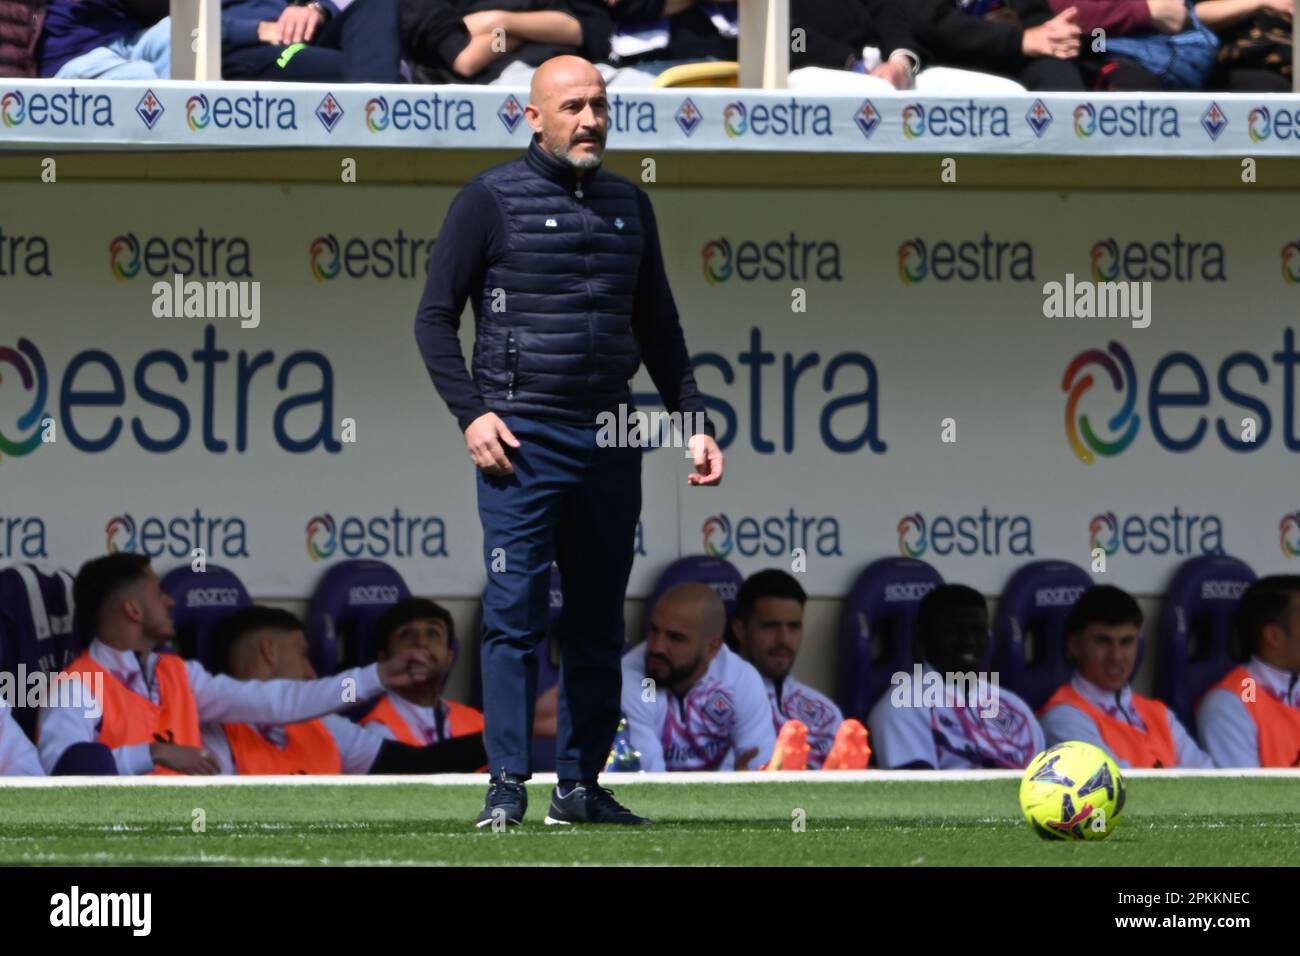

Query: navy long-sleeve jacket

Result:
[414,136,714,437]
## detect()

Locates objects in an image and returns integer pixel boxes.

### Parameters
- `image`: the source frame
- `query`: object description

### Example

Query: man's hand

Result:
[869,58,913,89]
[734,747,759,770]
[150,742,220,775]
[377,648,434,690]
[260,3,325,46]
[1022,7,1080,57]
[465,412,521,476]
[687,433,724,486]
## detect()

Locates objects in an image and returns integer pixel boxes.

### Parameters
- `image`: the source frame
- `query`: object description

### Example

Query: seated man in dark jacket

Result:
[403,0,612,84]
[908,0,1087,89]
[222,0,402,82]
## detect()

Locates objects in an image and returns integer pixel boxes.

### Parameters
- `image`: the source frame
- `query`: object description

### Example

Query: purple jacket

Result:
[0,0,45,77]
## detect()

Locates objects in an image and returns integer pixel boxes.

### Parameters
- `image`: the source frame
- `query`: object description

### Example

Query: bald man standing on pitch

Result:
[621,584,776,773]
[415,55,722,827]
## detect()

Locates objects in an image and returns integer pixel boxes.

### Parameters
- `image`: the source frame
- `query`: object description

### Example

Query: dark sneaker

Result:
[544,782,653,826]
[475,770,528,829]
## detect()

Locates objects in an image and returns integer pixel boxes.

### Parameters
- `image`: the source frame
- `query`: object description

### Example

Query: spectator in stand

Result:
[222,0,402,82]
[787,0,1035,92]
[908,0,1170,90]
[907,0,1088,90]
[403,0,612,84]
[36,0,170,79]
[596,0,737,87]
[1195,0,1292,89]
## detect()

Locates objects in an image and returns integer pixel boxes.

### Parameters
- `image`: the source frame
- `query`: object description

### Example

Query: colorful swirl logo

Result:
[365,97,389,132]
[185,94,210,131]
[1247,107,1270,142]
[1073,103,1096,138]
[702,238,732,286]
[105,514,137,553]
[1280,513,1300,557]
[897,513,927,558]
[702,514,733,558]
[1089,512,1119,556]
[901,104,925,139]
[1,90,25,127]
[109,233,141,281]
[0,337,48,462]
[1090,239,1120,281]
[306,514,337,561]
[1062,341,1140,465]
[1282,241,1300,285]
[897,239,927,284]
[310,235,341,282]
[722,102,747,137]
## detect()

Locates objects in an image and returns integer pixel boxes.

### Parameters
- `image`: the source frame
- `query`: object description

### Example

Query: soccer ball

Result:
[1019,741,1125,841]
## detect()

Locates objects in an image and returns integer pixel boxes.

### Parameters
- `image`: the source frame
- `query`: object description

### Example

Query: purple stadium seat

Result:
[991,560,1094,712]
[645,555,744,637]
[160,564,252,665]
[1157,554,1256,731]
[838,557,944,721]
[0,563,81,740]
[306,560,410,675]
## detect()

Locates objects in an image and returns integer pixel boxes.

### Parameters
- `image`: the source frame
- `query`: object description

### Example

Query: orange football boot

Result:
[764,719,810,771]
[821,719,871,770]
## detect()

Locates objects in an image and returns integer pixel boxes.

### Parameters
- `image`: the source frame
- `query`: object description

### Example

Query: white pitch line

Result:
[1,768,1298,788]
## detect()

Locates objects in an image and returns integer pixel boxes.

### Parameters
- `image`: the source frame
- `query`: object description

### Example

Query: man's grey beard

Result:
[550,135,604,169]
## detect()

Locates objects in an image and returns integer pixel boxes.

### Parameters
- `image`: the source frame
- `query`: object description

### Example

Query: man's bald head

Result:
[657,583,727,640]
[524,55,609,172]
[643,583,727,696]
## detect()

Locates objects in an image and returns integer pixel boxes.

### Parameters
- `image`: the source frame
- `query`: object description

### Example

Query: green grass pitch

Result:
[1,778,1297,866]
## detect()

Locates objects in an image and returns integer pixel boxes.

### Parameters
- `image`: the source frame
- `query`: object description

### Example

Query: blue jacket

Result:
[415,135,713,435]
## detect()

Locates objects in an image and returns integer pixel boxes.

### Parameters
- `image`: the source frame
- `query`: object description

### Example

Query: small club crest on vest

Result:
[615,218,624,230]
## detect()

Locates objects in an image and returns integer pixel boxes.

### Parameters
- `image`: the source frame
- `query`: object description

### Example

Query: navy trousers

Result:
[477,415,641,781]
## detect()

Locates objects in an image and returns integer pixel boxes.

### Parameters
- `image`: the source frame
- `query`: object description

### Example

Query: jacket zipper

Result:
[506,330,518,400]
[577,183,595,382]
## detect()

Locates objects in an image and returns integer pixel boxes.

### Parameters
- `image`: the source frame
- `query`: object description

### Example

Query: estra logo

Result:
[1280,512,1300,557]
[309,232,436,281]
[896,510,1033,557]
[897,234,1034,283]
[901,101,1010,138]
[105,511,249,559]
[1063,332,1300,462]
[0,88,112,127]
[363,93,475,133]
[1089,510,1223,556]
[0,338,48,463]
[185,91,297,131]
[109,230,253,280]
[721,99,832,138]
[701,510,841,559]
[1,327,340,456]
[701,234,842,285]
[1089,235,1225,283]
[1073,101,1179,139]
[306,510,449,561]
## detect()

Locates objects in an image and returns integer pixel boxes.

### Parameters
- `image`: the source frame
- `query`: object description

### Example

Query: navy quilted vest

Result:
[472,137,645,424]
